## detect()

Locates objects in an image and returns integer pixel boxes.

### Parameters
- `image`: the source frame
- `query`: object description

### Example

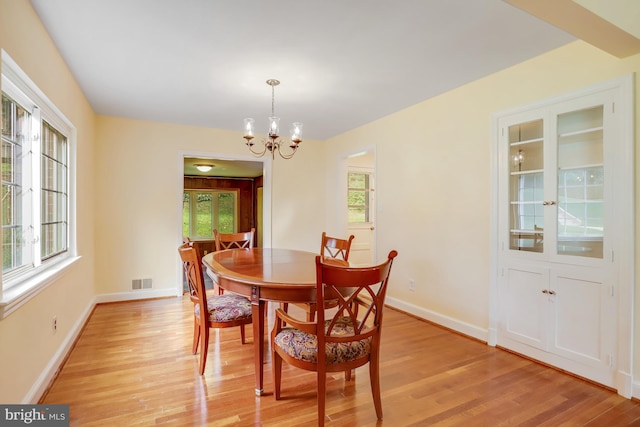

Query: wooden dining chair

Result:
[271,250,398,426]
[284,232,356,321]
[320,231,355,264]
[212,228,256,294]
[213,228,255,251]
[178,243,253,375]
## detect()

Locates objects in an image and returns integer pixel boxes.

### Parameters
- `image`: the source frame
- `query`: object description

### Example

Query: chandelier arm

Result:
[246,140,268,158]
[276,141,298,160]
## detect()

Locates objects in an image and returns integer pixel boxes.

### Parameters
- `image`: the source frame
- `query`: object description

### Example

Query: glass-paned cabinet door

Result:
[556,106,604,259]
[508,119,544,253]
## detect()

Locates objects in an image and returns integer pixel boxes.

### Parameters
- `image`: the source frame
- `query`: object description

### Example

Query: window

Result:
[1,52,77,315]
[557,166,604,238]
[347,171,373,223]
[183,190,238,239]
[40,121,68,259]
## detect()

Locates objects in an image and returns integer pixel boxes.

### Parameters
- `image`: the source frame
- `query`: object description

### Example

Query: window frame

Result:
[0,50,79,318]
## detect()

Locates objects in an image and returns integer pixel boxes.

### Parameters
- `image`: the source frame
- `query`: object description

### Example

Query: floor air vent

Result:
[132,278,153,290]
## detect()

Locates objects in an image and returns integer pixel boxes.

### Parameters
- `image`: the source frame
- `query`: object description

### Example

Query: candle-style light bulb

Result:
[290,122,303,144]
[268,116,280,137]
[243,118,255,140]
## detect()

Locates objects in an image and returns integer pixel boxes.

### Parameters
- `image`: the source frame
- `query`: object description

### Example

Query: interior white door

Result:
[346,152,375,266]
[348,223,375,266]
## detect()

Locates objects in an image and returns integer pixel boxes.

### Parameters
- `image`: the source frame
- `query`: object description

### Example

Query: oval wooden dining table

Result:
[201,248,317,396]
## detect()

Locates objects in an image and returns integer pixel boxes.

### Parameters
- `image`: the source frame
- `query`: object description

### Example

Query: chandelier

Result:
[243,79,303,159]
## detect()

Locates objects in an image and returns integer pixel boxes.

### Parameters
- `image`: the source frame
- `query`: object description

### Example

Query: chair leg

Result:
[307,303,316,322]
[192,317,200,354]
[240,324,246,344]
[345,369,352,381]
[273,350,282,400]
[279,302,289,326]
[369,355,383,420]
[199,326,209,375]
[212,277,224,295]
[317,370,326,426]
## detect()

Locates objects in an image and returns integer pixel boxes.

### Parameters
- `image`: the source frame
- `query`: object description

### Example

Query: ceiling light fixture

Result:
[243,79,302,160]
[194,164,214,173]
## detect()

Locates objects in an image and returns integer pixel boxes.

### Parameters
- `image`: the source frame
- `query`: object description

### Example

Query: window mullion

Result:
[19,106,35,268]
[31,107,42,266]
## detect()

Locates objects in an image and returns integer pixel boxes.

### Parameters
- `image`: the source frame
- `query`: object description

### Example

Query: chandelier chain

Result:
[271,84,275,117]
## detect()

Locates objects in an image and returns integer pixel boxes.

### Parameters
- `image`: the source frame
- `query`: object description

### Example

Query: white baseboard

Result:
[93,288,180,304]
[23,298,95,404]
[25,288,181,403]
[385,296,488,343]
[614,370,633,399]
[631,379,640,400]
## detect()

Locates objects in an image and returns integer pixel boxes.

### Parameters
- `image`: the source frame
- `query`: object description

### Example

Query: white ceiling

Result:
[29,0,575,144]
[184,157,263,178]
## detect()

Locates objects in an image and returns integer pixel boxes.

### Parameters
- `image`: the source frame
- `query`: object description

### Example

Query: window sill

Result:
[0,256,82,319]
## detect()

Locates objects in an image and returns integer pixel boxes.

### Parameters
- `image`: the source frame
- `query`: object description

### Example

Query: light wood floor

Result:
[40,297,640,426]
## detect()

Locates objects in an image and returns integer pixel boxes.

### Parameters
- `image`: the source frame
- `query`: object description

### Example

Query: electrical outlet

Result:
[52,316,57,333]
[408,279,415,291]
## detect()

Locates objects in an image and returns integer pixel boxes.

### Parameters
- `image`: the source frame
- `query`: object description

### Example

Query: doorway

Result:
[183,157,264,243]
[179,153,271,293]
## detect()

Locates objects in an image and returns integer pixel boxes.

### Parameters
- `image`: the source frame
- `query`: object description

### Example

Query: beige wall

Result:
[94,116,327,297]
[0,0,97,403]
[325,39,640,381]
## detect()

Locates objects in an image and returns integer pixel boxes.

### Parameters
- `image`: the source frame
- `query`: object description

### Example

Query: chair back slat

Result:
[214,228,255,251]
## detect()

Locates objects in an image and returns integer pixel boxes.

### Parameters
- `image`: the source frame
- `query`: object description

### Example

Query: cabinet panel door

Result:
[549,268,614,371]
[500,110,547,257]
[501,264,549,350]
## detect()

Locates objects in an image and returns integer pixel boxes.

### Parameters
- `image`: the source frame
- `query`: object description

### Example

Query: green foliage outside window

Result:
[217,193,234,233]
[348,172,370,223]
[183,190,236,239]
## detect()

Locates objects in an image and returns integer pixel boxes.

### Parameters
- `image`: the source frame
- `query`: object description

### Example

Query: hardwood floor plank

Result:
[40,297,640,426]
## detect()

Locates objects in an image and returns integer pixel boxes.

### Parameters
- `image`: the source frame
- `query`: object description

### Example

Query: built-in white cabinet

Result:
[492,76,633,394]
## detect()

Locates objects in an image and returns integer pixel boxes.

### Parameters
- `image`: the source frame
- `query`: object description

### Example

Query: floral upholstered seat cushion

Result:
[274,316,372,364]
[194,293,252,322]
